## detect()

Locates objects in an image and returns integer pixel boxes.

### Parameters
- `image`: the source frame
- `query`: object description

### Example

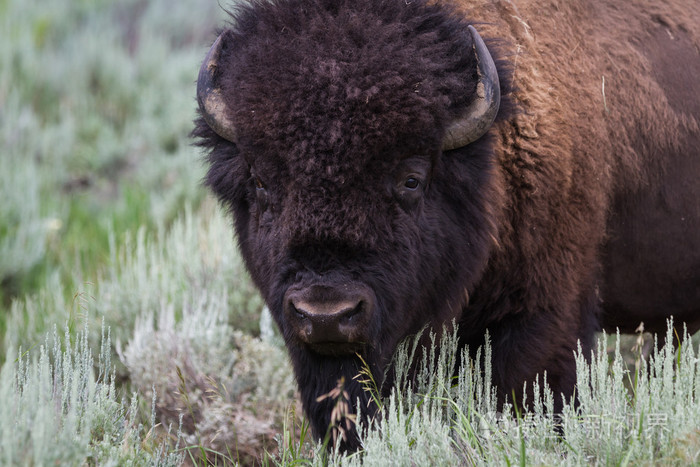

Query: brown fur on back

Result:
[454,0,700,331]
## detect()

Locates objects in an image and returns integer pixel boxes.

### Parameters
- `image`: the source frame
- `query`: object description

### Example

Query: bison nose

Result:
[284,285,374,354]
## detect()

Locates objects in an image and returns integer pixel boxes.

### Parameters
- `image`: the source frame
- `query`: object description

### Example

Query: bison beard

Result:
[296,352,375,449]
[192,0,700,453]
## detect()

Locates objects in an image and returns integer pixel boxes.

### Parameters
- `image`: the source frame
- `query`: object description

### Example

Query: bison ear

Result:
[442,26,501,151]
[197,32,239,143]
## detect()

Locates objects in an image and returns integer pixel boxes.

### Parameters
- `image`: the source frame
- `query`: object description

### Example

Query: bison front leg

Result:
[465,289,600,414]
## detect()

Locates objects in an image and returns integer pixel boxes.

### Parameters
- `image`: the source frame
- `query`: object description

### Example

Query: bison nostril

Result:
[339,302,364,324]
[292,303,307,320]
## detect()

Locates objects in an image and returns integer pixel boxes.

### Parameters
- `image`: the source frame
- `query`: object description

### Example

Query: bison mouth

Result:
[307,341,366,356]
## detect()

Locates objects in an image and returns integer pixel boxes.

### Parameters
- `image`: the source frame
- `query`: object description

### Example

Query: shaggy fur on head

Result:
[193,0,700,451]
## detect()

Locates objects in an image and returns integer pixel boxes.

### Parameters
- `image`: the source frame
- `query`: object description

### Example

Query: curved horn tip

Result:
[197,33,239,143]
[442,25,501,151]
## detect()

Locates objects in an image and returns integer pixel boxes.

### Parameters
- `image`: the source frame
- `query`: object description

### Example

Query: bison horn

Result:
[442,25,501,151]
[197,33,239,143]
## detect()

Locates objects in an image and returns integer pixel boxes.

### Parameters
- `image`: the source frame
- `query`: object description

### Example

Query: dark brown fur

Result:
[193,0,700,450]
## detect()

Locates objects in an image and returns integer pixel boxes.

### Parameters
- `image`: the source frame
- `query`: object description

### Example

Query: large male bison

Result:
[193,0,700,450]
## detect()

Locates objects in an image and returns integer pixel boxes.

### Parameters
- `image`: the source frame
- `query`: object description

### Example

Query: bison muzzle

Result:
[284,281,375,355]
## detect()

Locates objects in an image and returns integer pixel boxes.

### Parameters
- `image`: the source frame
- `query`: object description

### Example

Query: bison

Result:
[192,0,700,450]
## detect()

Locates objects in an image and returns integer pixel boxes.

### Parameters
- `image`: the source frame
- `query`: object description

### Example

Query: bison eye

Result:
[404,177,420,190]
[392,158,429,209]
[250,173,270,210]
[254,176,265,190]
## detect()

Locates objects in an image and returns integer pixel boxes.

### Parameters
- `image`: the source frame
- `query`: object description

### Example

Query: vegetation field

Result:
[1,0,699,465]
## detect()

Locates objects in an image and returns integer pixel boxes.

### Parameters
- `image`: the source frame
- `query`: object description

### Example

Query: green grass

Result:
[0,0,216,310]
[2,0,699,465]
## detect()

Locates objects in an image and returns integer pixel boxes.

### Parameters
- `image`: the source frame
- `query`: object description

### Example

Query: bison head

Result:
[193,0,503,450]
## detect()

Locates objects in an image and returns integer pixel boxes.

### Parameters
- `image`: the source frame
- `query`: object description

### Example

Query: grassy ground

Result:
[2,0,699,465]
